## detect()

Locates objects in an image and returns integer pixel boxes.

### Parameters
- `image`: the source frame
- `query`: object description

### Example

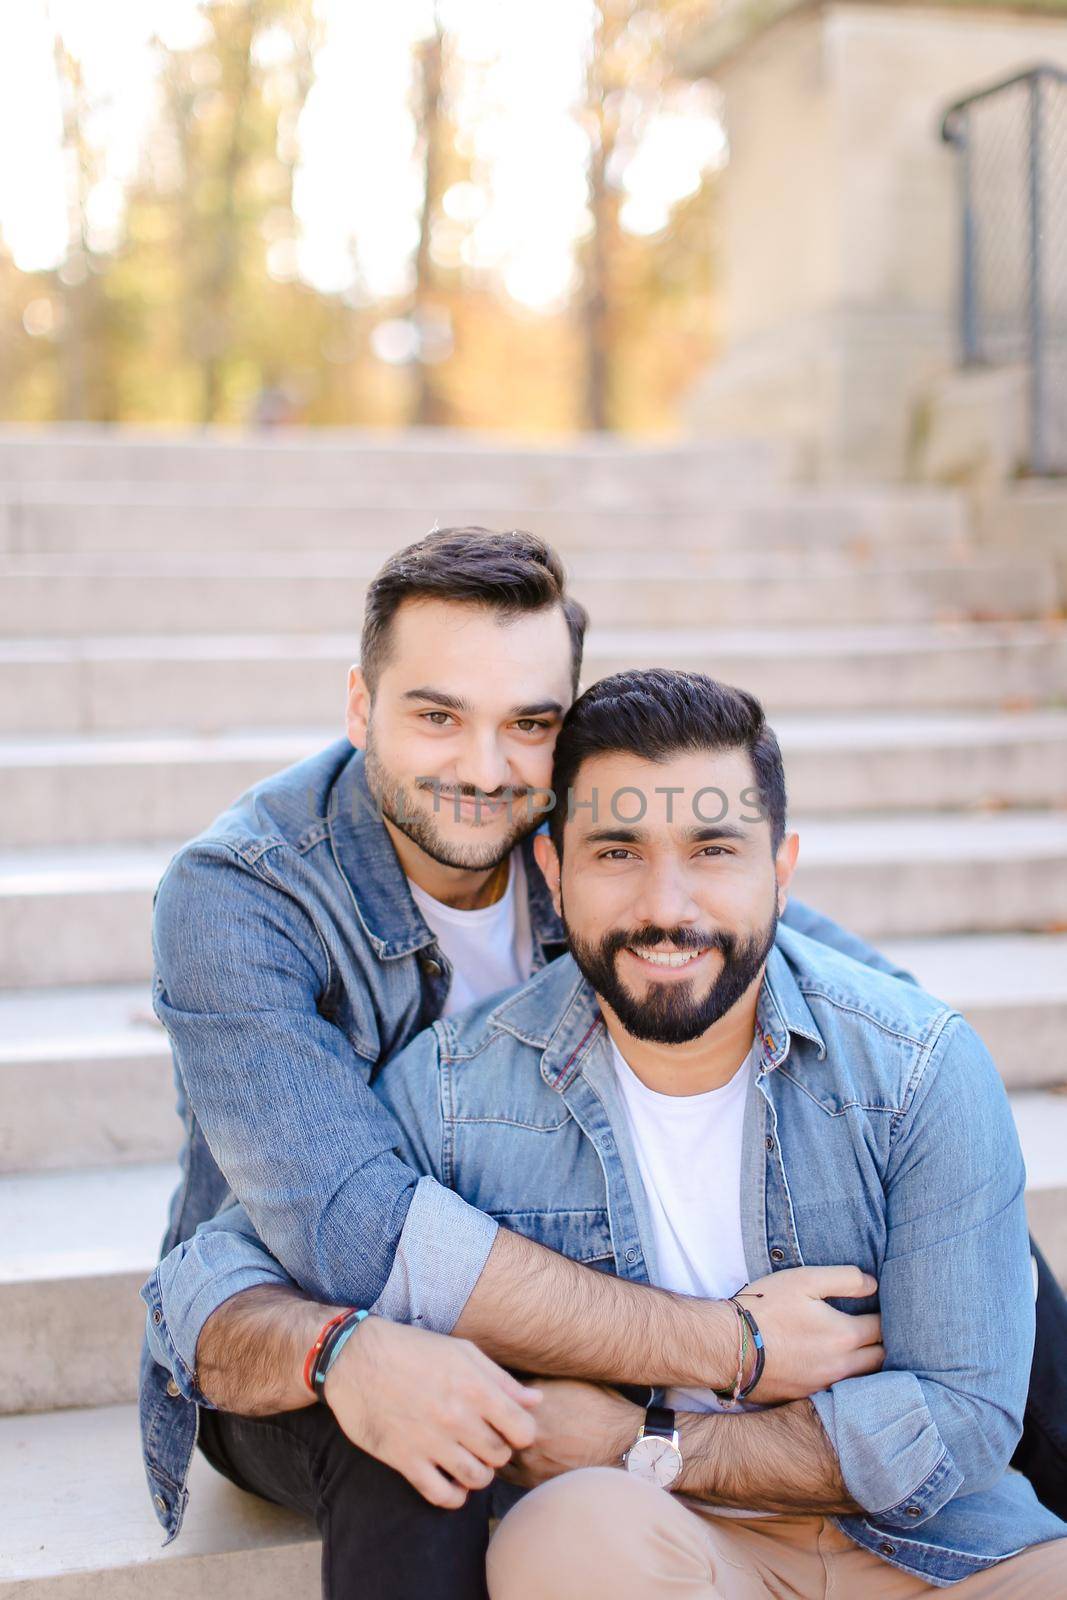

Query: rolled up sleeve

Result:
[372,1175,498,1331]
[152,842,496,1317]
[142,1202,297,1403]
[142,1001,500,1393]
[810,1011,1032,1526]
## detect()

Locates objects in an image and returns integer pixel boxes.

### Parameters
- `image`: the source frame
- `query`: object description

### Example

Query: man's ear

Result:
[533,832,562,916]
[774,831,800,915]
[346,665,371,749]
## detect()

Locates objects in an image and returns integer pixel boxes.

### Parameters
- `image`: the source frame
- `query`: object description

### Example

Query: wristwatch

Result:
[623,1404,683,1489]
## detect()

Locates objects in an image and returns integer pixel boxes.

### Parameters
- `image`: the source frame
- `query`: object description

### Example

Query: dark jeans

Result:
[1013,1240,1067,1520]
[197,1402,493,1600]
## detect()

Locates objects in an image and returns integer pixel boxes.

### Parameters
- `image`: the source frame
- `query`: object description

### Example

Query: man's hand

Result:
[324,1316,542,1509]
[500,1379,642,1491]
[736,1266,883,1403]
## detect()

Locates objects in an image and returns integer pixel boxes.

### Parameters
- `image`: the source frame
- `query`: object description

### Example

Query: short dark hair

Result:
[549,668,787,853]
[360,526,588,695]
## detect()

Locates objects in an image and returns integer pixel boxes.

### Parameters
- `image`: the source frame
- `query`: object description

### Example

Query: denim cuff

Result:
[142,1236,296,1402]
[370,1175,499,1333]
[811,1373,964,1524]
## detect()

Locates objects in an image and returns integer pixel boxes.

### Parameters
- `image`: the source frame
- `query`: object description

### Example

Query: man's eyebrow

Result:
[583,826,646,845]
[401,690,564,718]
[581,822,752,846]
[511,700,565,719]
[401,688,471,712]
[687,824,751,843]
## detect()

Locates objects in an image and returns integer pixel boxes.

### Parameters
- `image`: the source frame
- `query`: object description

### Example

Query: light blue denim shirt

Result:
[154,930,1065,1584]
[138,736,924,1542]
[369,934,1065,1585]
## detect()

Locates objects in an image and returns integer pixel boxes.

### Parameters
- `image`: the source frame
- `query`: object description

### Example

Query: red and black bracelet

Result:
[302,1309,357,1397]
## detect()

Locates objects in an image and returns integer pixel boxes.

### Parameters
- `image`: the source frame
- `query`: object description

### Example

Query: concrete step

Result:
[2,938,1064,1178]
[0,983,176,1174]
[0,423,793,491]
[0,1163,176,1413]
[0,483,968,556]
[4,1085,1065,1414]
[0,1403,318,1596]
[3,712,1067,847]
[0,551,1058,634]
[4,814,1067,989]
[0,731,333,847]
[3,622,1065,737]
[0,844,166,988]
[789,810,1067,940]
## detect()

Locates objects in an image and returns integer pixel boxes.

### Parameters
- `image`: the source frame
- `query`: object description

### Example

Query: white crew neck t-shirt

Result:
[611,1034,761,1416]
[409,851,535,1017]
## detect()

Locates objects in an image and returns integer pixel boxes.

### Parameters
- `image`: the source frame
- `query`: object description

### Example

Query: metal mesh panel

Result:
[943,68,1067,475]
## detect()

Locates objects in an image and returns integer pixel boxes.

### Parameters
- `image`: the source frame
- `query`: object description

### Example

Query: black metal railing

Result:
[942,66,1067,476]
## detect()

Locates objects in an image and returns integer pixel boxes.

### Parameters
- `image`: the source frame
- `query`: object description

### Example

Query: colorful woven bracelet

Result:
[711,1298,749,1406]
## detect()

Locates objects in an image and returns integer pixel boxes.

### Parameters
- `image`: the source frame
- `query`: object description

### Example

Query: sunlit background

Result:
[0,0,725,432]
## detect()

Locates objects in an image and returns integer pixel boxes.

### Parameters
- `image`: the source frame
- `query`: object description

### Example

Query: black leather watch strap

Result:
[642,1404,677,1439]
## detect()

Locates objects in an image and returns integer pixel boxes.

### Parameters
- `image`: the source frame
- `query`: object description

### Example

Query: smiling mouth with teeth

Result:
[628,947,708,968]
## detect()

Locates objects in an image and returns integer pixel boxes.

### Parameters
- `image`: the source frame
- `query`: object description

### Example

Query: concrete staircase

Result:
[1,425,1065,1595]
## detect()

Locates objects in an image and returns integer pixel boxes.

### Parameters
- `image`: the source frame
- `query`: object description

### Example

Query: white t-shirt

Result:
[611,1035,762,1416]
[409,851,535,1017]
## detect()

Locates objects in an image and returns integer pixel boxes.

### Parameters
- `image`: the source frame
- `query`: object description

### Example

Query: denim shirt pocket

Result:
[484,1206,616,1267]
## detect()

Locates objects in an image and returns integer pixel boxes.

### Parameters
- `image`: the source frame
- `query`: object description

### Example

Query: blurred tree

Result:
[577,0,713,431]
[0,0,719,437]
[144,0,320,422]
[411,8,450,425]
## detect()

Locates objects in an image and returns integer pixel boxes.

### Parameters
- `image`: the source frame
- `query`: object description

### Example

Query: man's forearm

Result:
[192,1232,737,1416]
[453,1227,736,1389]
[676,1400,861,1515]
[196,1285,326,1414]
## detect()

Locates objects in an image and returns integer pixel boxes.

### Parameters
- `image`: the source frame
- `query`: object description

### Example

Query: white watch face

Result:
[625,1432,683,1489]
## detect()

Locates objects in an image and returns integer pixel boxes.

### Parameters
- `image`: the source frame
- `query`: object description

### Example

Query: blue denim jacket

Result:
[214,935,1063,1585]
[139,737,927,1543]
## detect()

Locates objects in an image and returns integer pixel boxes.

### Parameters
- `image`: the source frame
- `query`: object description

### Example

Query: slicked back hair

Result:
[548,668,787,854]
[360,526,588,695]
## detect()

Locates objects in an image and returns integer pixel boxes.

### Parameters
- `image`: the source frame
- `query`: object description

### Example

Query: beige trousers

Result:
[487,1469,1067,1600]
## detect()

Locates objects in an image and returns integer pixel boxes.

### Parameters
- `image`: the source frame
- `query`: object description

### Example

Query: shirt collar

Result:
[490,933,827,1092]
[756,936,827,1069]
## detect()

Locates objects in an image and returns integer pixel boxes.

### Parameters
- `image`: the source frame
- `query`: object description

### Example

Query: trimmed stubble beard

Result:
[363,726,543,873]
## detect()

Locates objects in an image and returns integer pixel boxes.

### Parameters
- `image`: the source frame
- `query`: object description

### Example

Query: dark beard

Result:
[363,734,542,873]
[565,903,779,1045]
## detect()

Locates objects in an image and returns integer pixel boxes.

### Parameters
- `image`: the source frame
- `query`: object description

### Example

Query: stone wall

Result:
[683,2,1067,480]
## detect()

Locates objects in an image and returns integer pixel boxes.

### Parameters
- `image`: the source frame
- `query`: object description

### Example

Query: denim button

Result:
[154,1493,167,1513]
[770,1247,786,1263]
[765,1136,775,1151]
[625,1248,639,1263]
[152,1309,162,1326]
[421,957,443,978]
[905,1506,921,1518]
[166,1378,181,1398]
[880,1542,895,1556]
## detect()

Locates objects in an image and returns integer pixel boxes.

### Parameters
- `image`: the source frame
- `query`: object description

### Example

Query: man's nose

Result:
[631,864,702,931]
[454,733,511,797]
